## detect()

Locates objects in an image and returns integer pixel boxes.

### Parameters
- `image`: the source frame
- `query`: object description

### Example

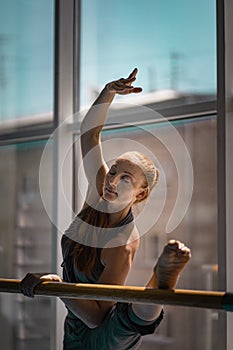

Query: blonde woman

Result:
[20,69,191,350]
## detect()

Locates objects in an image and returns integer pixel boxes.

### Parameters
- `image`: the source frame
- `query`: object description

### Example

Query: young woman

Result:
[20,68,191,350]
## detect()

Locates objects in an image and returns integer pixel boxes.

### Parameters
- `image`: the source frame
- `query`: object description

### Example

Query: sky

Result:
[0,0,216,120]
[0,0,54,119]
[81,0,216,105]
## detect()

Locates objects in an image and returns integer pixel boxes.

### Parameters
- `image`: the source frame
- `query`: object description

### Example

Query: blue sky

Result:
[0,0,216,119]
[0,0,54,119]
[81,0,216,105]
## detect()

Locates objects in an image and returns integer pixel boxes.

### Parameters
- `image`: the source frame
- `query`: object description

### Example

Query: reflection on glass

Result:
[100,115,219,350]
[80,0,216,109]
[0,140,53,350]
[0,1,54,126]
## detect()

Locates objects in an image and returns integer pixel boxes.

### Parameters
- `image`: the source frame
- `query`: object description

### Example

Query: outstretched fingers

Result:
[105,68,142,95]
[114,81,135,90]
[40,274,63,282]
[127,67,138,80]
[122,68,142,91]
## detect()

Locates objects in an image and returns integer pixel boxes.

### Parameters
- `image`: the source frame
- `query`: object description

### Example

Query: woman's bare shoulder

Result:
[101,227,140,266]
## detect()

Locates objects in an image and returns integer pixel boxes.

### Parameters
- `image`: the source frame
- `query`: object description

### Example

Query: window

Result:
[0,1,55,349]
[0,1,54,128]
[80,0,216,110]
[100,115,219,349]
[0,141,53,350]
[75,1,219,349]
[1,1,231,349]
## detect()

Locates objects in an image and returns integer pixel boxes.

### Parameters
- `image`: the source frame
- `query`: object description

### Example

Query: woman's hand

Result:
[105,68,142,95]
[20,273,62,298]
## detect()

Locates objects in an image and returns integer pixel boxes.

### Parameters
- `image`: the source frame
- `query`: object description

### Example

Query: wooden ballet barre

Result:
[0,278,232,312]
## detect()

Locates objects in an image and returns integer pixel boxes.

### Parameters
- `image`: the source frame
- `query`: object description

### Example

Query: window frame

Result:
[0,1,56,139]
[1,0,232,348]
[217,0,233,348]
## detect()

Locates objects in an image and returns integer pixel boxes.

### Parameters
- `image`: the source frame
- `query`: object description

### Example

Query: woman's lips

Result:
[105,187,117,195]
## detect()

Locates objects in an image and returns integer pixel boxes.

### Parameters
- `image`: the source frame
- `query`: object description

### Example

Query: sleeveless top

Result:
[61,207,134,285]
[61,208,164,346]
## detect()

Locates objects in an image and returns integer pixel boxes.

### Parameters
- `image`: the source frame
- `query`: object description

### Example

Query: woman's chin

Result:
[103,190,117,202]
[102,195,132,212]
[103,194,116,202]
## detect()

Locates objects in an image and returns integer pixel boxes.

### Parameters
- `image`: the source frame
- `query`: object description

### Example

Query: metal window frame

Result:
[69,1,232,349]
[216,0,227,348]
[217,1,233,349]
[0,1,217,146]
[51,1,77,349]
[0,1,56,144]
[1,0,231,348]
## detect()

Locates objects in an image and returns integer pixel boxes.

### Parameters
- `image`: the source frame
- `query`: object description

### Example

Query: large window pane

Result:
[99,115,220,350]
[0,0,54,127]
[0,140,53,350]
[80,0,216,110]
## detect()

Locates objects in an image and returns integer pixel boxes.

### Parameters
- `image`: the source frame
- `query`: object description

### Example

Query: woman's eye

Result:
[109,167,116,175]
[121,175,131,183]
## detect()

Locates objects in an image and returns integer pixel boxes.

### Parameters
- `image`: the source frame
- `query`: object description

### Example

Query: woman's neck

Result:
[107,204,131,227]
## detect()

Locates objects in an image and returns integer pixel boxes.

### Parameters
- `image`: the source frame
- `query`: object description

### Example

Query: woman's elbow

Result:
[87,312,108,328]
[87,320,101,329]
[80,121,100,139]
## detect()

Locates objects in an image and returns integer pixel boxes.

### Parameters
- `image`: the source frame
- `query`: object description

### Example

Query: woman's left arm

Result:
[80,69,142,201]
[61,239,139,328]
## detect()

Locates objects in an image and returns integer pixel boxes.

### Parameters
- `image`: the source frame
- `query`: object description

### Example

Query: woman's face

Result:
[103,158,147,208]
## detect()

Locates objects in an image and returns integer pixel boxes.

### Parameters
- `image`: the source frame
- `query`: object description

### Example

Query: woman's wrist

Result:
[101,84,116,98]
[92,85,115,106]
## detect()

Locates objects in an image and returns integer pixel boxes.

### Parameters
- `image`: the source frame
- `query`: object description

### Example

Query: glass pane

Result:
[99,115,220,350]
[0,1,54,127]
[80,0,216,110]
[0,140,53,350]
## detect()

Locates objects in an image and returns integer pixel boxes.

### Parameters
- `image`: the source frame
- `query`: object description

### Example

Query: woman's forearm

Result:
[61,297,114,328]
[80,71,141,166]
[131,274,163,321]
[80,86,115,135]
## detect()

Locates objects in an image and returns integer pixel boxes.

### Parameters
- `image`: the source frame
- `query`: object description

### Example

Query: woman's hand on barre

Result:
[20,273,62,298]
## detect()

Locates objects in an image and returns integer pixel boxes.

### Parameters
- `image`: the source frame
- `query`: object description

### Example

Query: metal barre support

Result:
[0,278,232,311]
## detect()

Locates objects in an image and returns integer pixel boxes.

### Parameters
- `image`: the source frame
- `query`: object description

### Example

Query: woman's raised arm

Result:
[80,69,142,201]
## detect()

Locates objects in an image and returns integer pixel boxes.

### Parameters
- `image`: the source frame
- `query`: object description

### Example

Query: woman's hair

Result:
[67,201,110,276]
[119,151,159,203]
[66,151,159,277]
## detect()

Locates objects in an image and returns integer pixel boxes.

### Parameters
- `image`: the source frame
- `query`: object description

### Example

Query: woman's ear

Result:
[136,187,149,202]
